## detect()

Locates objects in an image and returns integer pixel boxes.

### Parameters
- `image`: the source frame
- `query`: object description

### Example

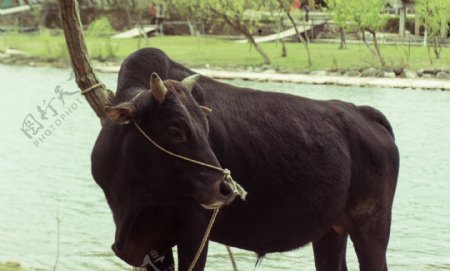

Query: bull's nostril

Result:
[219,181,231,197]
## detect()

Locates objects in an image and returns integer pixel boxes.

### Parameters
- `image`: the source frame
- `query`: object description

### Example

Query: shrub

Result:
[86,17,115,37]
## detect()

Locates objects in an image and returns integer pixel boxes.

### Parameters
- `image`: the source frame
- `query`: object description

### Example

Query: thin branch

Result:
[52,213,61,271]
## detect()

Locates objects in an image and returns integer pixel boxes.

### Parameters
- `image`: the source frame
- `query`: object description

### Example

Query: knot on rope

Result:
[223,168,247,201]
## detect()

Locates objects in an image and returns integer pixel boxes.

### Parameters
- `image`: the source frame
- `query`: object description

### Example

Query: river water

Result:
[0,64,449,271]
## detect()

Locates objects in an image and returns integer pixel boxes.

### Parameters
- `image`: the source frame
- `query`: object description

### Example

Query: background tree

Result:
[108,0,133,29]
[416,0,450,60]
[338,27,346,49]
[170,0,273,65]
[328,0,387,68]
[326,0,347,49]
[129,0,152,48]
[278,13,288,57]
[276,0,312,67]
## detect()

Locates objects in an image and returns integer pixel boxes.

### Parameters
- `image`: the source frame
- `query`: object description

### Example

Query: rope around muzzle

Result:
[133,122,247,271]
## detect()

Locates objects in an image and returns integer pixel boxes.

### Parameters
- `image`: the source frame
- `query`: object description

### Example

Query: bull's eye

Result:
[167,127,182,140]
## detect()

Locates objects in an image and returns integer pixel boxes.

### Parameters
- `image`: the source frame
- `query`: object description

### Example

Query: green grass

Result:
[0,262,23,271]
[1,32,449,72]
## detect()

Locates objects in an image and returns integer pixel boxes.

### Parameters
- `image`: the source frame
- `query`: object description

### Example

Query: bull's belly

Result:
[211,229,325,255]
[209,202,338,254]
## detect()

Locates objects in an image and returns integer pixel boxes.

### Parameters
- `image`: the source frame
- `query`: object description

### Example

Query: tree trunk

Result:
[281,38,287,57]
[214,10,272,66]
[286,12,312,67]
[242,29,272,65]
[361,29,377,57]
[339,27,346,49]
[365,28,386,68]
[433,35,441,59]
[57,0,114,125]
[280,16,287,57]
[427,43,433,64]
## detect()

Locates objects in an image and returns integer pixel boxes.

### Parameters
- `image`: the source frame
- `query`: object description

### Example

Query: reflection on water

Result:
[0,64,449,271]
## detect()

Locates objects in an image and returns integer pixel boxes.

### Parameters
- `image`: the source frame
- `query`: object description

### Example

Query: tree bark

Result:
[57,0,114,125]
[239,25,272,65]
[286,12,312,67]
[365,28,386,68]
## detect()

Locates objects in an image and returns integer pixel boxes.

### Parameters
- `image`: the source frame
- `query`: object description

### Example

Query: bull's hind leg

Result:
[348,199,392,271]
[313,229,348,271]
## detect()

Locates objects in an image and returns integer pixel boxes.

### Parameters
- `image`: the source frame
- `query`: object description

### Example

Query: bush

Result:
[85,17,119,61]
[86,17,115,37]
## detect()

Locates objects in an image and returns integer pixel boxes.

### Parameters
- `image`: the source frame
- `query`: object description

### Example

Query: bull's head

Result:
[104,73,236,208]
[96,73,236,265]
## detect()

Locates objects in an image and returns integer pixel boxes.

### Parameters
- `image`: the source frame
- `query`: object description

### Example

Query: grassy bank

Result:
[0,262,23,271]
[0,32,449,72]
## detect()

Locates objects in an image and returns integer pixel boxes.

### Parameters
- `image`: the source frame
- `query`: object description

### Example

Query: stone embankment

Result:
[1,48,449,90]
[97,65,450,91]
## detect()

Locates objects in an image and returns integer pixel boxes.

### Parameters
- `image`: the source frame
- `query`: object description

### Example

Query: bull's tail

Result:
[358,106,395,139]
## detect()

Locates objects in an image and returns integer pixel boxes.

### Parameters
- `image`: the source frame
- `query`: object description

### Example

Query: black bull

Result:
[92,48,399,271]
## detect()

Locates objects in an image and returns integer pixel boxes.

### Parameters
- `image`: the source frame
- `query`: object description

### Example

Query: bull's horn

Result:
[150,72,167,103]
[181,74,200,92]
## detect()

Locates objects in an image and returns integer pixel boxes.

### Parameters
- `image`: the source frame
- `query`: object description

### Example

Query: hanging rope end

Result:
[235,182,248,201]
[223,168,248,201]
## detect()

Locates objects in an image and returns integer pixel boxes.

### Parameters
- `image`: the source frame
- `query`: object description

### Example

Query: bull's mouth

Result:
[198,180,237,209]
[200,200,225,210]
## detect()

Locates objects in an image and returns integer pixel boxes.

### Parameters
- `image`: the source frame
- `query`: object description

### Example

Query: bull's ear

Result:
[181,74,200,92]
[104,102,135,124]
[200,105,212,115]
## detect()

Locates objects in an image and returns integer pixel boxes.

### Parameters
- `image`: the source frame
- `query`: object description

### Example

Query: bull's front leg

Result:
[176,207,212,271]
